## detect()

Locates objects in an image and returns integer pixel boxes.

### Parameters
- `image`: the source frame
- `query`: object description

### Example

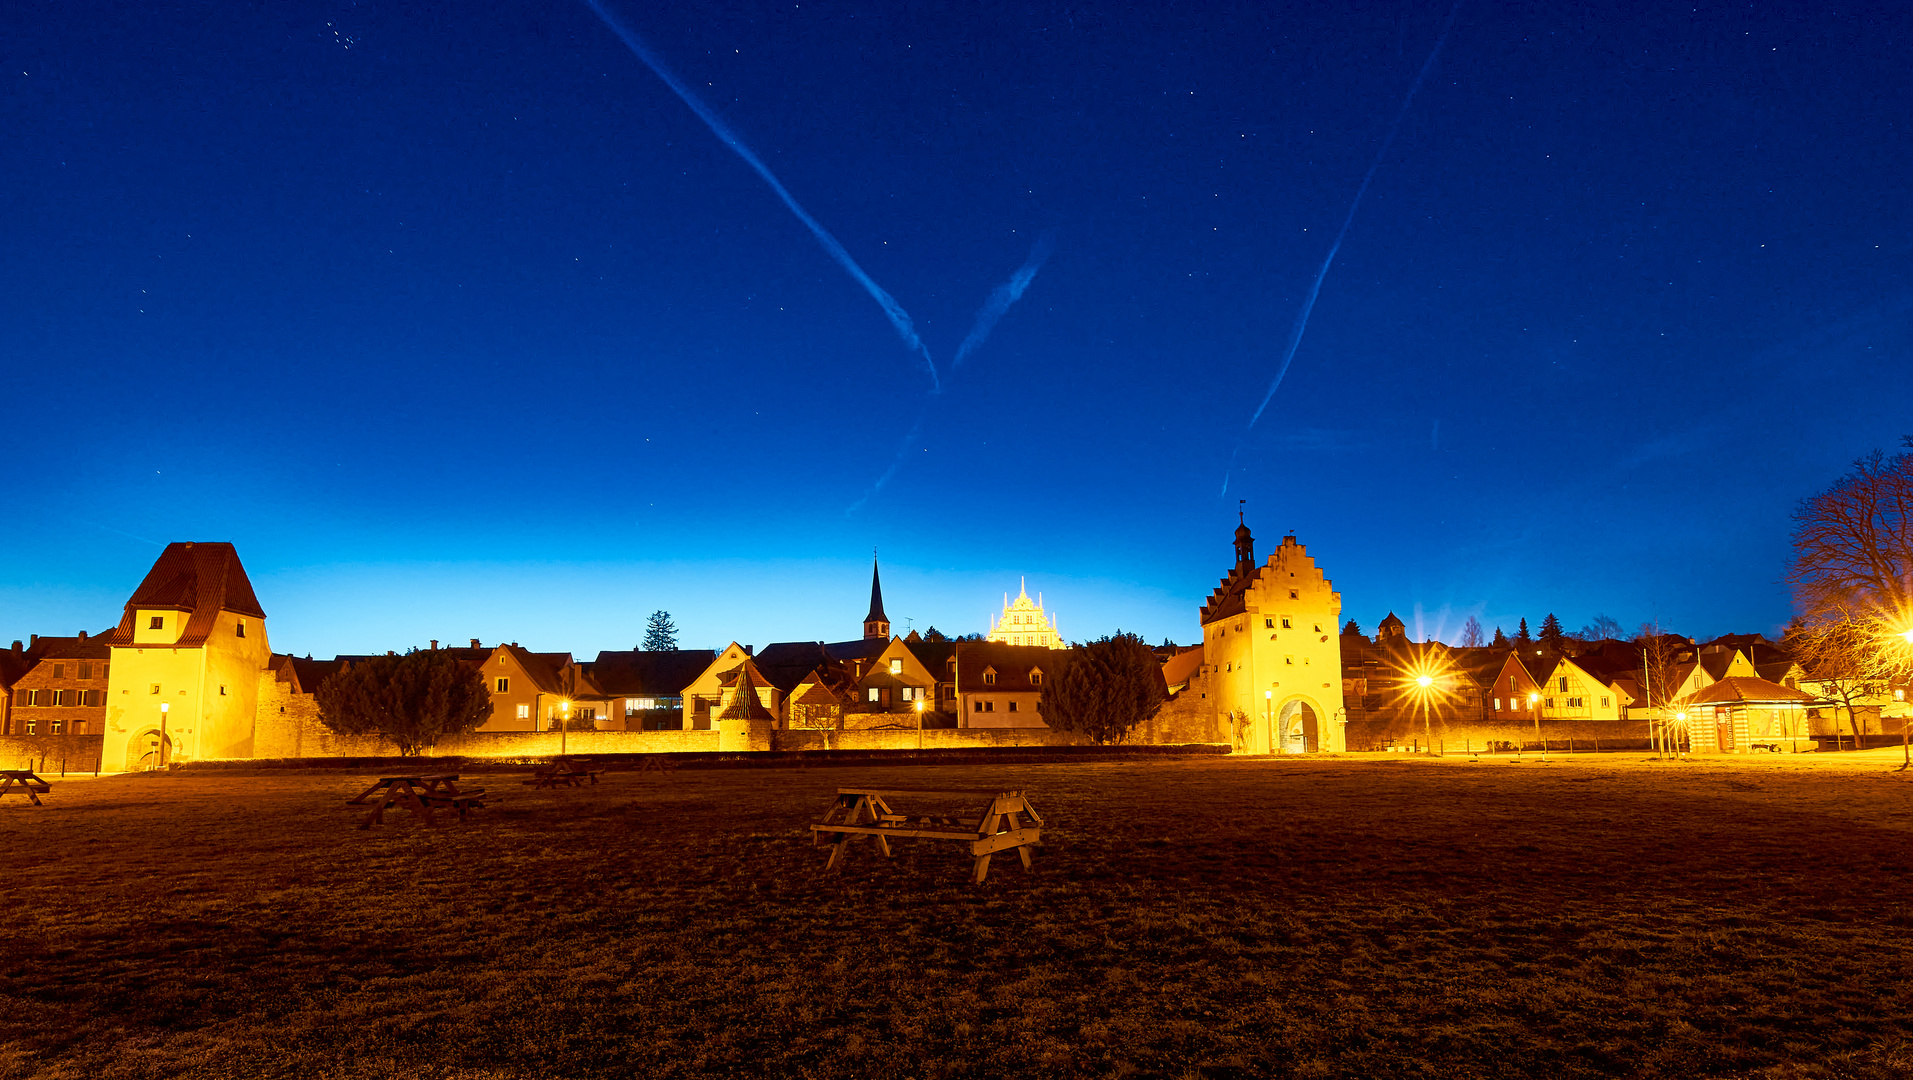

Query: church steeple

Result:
[863,557,890,640]
[1233,508,1254,573]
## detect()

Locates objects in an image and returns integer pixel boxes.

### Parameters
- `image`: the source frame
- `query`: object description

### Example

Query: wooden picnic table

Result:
[346,774,488,828]
[527,756,605,789]
[0,770,51,806]
[809,787,1043,883]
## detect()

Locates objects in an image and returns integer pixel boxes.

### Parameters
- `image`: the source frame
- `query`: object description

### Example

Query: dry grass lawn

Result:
[3,752,1912,1079]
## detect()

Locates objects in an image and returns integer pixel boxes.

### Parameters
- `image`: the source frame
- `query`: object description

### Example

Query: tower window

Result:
[149,684,161,695]
[1281,618,1292,629]
[1265,618,1274,628]
[1289,590,1298,599]
[219,685,228,696]
[149,616,164,630]
[236,620,246,638]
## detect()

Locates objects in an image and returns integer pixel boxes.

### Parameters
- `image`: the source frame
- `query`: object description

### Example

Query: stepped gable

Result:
[107,542,265,649]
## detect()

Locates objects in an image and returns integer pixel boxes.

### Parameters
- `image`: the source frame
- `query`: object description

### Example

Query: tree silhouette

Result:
[1459,616,1484,648]
[1037,632,1166,745]
[315,649,493,756]
[642,611,679,651]
[1516,618,1532,644]
[1538,614,1567,655]
[1491,626,1509,648]
[1342,619,1363,637]
[1788,438,1913,624]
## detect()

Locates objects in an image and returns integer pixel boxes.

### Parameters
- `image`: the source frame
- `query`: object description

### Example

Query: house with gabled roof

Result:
[585,648,715,730]
[1535,655,1634,721]
[942,641,1055,728]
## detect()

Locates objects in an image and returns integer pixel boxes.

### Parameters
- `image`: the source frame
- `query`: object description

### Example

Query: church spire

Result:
[864,557,890,640]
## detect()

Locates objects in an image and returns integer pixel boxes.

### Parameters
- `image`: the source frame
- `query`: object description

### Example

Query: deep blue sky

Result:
[4,0,1910,656]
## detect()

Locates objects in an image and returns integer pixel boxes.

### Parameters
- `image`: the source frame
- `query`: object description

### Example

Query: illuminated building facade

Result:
[1199,519,1346,754]
[986,579,1065,649]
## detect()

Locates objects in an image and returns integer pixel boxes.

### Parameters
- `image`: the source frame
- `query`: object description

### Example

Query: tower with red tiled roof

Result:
[101,542,275,771]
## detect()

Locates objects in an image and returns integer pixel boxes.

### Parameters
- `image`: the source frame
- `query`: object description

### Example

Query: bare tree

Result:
[1788,439,1913,624]
[1580,613,1626,641]
[1459,616,1484,648]
[1633,622,1685,756]
[1786,621,1893,749]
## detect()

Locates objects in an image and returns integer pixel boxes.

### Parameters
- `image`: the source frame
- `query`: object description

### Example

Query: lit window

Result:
[890,659,902,674]
[1495,698,1502,711]
[496,677,510,693]
[868,688,881,701]
[149,616,164,630]
[50,720,63,735]
[516,704,530,719]
[1896,689,1906,701]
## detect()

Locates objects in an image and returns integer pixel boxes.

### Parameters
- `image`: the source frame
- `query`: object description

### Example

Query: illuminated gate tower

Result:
[986,579,1067,649]
[1199,518,1346,754]
[100,542,274,771]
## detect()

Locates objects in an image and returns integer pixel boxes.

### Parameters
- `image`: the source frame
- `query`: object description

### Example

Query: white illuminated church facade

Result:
[986,580,1066,649]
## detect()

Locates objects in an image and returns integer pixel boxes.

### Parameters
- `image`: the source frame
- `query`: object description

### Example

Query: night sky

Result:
[5,1,1910,656]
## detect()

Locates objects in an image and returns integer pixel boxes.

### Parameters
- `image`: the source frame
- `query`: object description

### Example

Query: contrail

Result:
[580,0,939,391]
[952,230,1057,371]
[850,230,1059,512]
[846,408,928,515]
[1222,0,1462,494]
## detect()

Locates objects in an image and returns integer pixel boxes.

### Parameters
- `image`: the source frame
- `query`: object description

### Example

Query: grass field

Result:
[3,752,1912,1079]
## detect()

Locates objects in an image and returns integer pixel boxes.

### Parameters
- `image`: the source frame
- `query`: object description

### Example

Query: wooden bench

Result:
[635,755,677,776]
[809,788,1042,883]
[348,774,489,828]
[526,758,605,788]
[0,770,51,805]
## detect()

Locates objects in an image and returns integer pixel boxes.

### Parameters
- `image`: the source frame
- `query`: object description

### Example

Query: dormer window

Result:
[149,616,164,630]
[983,671,997,685]
[1030,670,1043,685]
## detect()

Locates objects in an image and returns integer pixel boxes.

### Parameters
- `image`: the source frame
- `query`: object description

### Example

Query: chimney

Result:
[9,641,20,653]
[470,638,481,649]
[30,634,38,646]
[430,640,439,650]
[77,630,87,642]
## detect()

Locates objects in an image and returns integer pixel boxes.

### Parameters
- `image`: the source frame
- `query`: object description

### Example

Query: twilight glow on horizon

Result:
[3,1,1909,657]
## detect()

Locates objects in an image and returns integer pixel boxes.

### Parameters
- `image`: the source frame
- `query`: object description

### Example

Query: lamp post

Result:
[1674,711,1688,759]
[1265,689,1275,755]
[1417,675,1434,754]
[1529,692,1545,760]
[915,697,925,750]
[559,699,570,756]
[157,702,169,771]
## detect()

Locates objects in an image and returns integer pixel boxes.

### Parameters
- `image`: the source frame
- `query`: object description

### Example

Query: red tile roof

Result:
[106,542,264,649]
[1686,676,1821,705]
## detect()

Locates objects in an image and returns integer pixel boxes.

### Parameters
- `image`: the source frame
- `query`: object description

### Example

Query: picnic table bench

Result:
[0,770,51,805]
[526,757,605,789]
[809,788,1043,883]
[347,774,488,828]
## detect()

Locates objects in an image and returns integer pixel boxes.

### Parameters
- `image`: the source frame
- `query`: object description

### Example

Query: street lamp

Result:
[559,699,571,756]
[1416,675,1434,755]
[157,702,169,771]
[1528,692,1545,760]
[1265,689,1275,755]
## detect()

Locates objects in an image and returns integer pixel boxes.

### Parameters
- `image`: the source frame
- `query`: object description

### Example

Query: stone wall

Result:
[1138,669,1226,746]
[773,727,1077,752]
[0,734,102,773]
[1346,715,1658,753]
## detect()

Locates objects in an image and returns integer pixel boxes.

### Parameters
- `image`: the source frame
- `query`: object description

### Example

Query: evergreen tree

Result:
[1516,618,1532,643]
[1037,632,1166,745]
[1538,613,1567,655]
[1342,619,1363,637]
[1491,626,1509,648]
[642,610,679,651]
[923,626,947,642]
[315,649,493,756]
